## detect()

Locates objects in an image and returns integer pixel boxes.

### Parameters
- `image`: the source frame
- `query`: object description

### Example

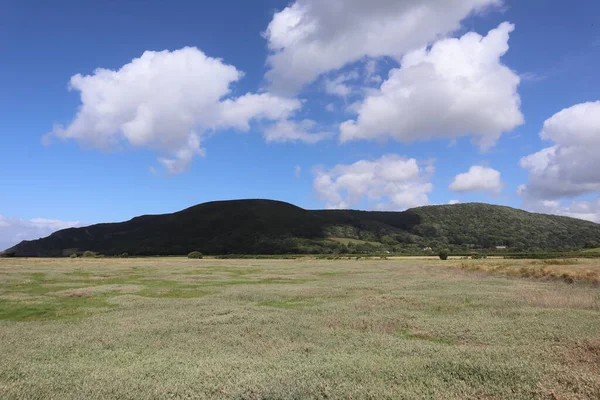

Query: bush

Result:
[82,251,96,258]
[439,249,449,260]
[188,251,203,259]
[120,253,129,258]
[69,253,78,258]
[471,254,487,260]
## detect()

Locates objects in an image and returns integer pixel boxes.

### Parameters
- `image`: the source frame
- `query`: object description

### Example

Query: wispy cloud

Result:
[0,216,82,251]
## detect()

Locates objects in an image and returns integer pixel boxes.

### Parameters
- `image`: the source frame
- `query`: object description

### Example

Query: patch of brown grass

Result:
[349,317,402,334]
[454,259,600,285]
[536,259,579,266]
[517,289,600,311]
[54,285,143,298]
[537,339,600,400]
[567,339,600,368]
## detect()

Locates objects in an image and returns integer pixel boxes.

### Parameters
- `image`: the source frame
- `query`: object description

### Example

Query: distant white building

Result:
[423,247,433,251]
[496,246,507,250]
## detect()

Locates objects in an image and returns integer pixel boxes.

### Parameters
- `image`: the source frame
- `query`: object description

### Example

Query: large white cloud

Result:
[450,166,503,193]
[264,0,501,94]
[340,22,523,150]
[519,101,600,200]
[0,216,81,251]
[45,47,301,174]
[314,155,434,210]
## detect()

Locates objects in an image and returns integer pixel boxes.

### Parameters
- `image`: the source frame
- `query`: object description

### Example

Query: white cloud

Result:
[340,22,523,150]
[519,101,600,200]
[323,70,359,97]
[264,0,501,94]
[520,72,546,82]
[364,60,382,84]
[295,165,302,178]
[0,216,81,251]
[450,166,503,193]
[314,155,434,210]
[45,47,301,174]
[524,198,600,224]
[217,92,300,131]
[263,119,331,144]
[448,200,461,205]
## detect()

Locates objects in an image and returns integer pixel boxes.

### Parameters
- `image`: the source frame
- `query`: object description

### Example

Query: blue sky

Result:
[1,0,600,249]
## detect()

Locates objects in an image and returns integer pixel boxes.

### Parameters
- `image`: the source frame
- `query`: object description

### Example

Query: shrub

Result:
[439,249,449,260]
[82,251,96,258]
[188,251,203,259]
[69,253,78,258]
[120,253,129,258]
[471,254,487,260]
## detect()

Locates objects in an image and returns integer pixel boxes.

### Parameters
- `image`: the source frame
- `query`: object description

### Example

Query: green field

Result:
[1,258,599,399]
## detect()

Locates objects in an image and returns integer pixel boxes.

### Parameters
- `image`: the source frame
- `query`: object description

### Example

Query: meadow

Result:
[0,257,599,399]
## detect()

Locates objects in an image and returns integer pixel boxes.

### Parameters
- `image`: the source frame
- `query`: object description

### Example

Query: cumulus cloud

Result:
[450,166,503,193]
[217,92,301,131]
[519,101,600,199]
[448,200,461,205]
[340,22,523,150]
[263,119,332,144]
[45,47,301,174]
[264,0,501,93]
[0,216,81,251]
[314,155,434,210]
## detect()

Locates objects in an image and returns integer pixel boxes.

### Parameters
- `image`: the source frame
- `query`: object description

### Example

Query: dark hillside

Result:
[4,200,600,256]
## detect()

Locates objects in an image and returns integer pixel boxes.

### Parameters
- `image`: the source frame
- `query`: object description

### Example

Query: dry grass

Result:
[0,257,599,399]
[516,284,600,311]
[453,258,600,284]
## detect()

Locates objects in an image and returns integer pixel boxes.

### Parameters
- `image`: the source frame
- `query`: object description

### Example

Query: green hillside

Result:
[3,200,600,257]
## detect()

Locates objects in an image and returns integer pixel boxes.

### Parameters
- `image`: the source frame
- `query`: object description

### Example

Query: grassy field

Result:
[1,258,599,399]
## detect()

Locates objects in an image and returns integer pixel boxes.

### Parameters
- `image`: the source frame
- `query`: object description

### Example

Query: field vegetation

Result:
[452,258,600,285]
[1,257,599,399]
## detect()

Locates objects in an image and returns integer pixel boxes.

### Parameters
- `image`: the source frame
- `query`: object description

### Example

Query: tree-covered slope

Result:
[3,200,600,256]
[407,203,600,251]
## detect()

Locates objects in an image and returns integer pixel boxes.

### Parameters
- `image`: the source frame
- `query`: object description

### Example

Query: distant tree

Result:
[188,251,203,259]
[438,249,449,260]
[82,251,96,258]
[381,235,397,246]
[346,242,357,254]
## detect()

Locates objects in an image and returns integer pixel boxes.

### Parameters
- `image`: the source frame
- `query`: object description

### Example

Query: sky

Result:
[1,0,600,250]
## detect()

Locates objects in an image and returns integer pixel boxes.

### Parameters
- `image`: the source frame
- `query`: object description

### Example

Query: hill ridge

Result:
[3,199,600,256]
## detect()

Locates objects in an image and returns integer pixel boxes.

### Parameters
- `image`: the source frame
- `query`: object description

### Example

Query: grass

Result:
[0,257,599,399]
[453,258,600,284]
